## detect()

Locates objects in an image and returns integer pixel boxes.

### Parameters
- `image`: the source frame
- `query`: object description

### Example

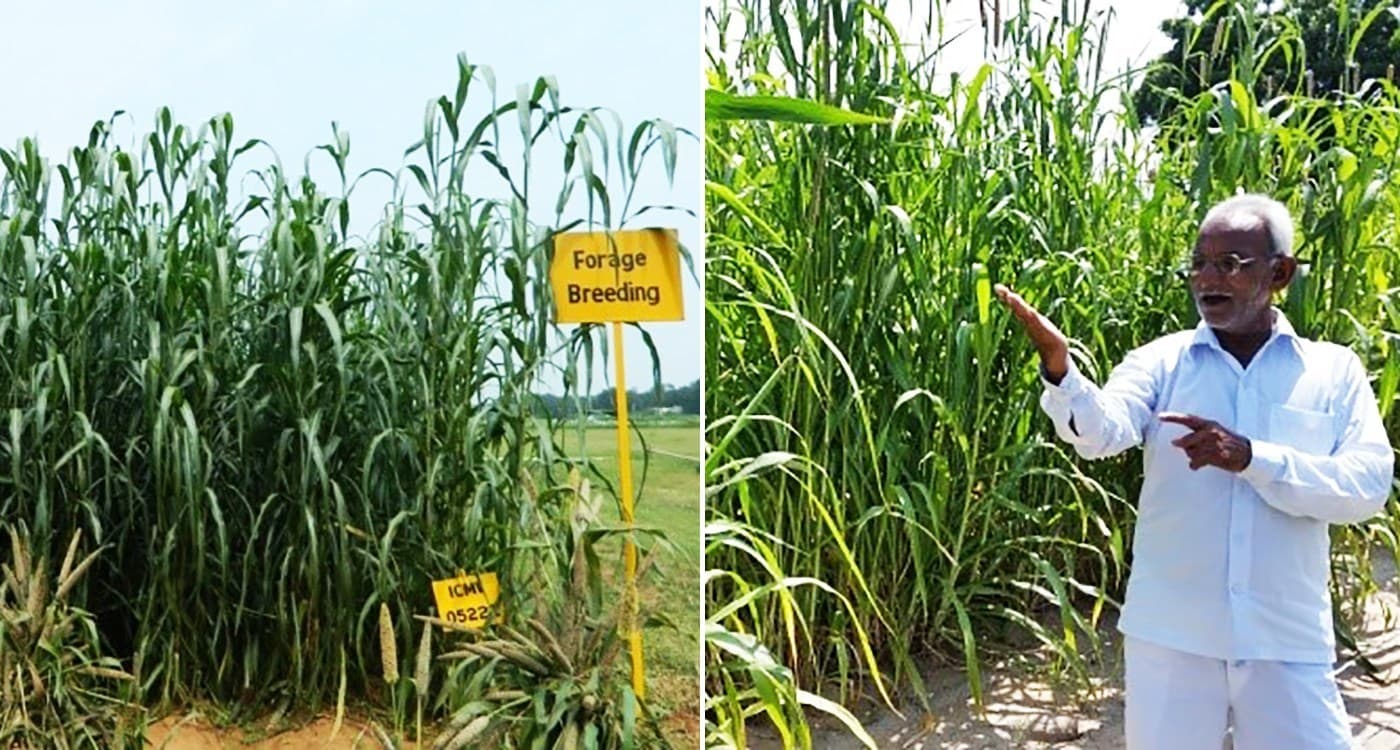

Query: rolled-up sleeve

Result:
[1239,352,1395,524]
[1040,346,1159,460]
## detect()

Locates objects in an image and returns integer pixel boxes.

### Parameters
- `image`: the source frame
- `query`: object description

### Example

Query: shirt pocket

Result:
[1268,403,1335,456]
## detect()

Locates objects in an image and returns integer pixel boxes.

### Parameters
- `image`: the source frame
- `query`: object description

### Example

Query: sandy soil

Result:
[144,715,412,749]
[759,552,1400,750]
[143,704,699,748]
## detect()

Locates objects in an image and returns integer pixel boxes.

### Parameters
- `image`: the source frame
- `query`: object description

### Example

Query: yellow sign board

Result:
[550,229,684,323]
[430,572,503,630]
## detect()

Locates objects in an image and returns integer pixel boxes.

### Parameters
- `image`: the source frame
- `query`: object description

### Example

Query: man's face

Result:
[1188,221,1293,334]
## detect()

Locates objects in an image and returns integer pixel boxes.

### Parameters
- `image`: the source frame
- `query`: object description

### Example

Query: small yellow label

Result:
[430,572,503,630]
[550,229,685,323]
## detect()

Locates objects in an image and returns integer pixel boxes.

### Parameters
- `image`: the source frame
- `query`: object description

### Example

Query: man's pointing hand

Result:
[1160,412,1253,472]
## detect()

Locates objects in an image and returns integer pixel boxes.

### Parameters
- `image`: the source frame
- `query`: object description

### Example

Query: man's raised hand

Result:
[994,283,1069,383]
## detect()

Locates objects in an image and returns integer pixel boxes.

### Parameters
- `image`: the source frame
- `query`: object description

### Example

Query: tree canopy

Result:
[1132,0,1400,124]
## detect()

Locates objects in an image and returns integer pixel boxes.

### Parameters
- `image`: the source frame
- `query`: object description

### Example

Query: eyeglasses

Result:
[1175,253,1268,280]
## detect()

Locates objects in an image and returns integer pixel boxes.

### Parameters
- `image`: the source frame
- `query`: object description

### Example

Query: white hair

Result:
[1201,194,1295,257]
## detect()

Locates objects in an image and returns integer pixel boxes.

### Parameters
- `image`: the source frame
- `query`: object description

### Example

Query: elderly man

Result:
[996,193,1393,749]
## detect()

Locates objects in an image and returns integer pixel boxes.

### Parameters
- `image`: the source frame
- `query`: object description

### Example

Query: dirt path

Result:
[769,553,1400,749]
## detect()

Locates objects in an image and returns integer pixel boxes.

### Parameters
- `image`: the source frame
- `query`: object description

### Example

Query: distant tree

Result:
[672,380,701,415]
[1132,0,1400,125]
[534,379,700,417]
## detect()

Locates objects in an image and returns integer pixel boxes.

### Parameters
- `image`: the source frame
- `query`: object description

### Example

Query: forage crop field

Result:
[704,0,1400,746]
[0,55,689,749]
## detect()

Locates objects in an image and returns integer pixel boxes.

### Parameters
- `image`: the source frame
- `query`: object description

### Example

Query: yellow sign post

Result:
[550,228,684,700]
[429,571,503,630]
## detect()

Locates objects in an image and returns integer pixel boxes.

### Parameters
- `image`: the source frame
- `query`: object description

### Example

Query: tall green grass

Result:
[705,0,1400,742]
[0,54,685,732]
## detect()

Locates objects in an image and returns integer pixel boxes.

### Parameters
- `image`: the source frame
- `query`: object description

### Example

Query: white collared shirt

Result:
[1041,310,1393,663]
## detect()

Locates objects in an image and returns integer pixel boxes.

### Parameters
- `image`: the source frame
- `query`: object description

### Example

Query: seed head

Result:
[378,603,398,685]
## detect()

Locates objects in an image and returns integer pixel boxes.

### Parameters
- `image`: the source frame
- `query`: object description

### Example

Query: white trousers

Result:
[1124,636,1355,750]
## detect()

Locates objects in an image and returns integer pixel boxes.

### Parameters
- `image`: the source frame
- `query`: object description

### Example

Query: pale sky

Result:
[0,0,702,394]
[885,1,1185,77]
[708,1,1184,106]
[884,1,1187,146]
